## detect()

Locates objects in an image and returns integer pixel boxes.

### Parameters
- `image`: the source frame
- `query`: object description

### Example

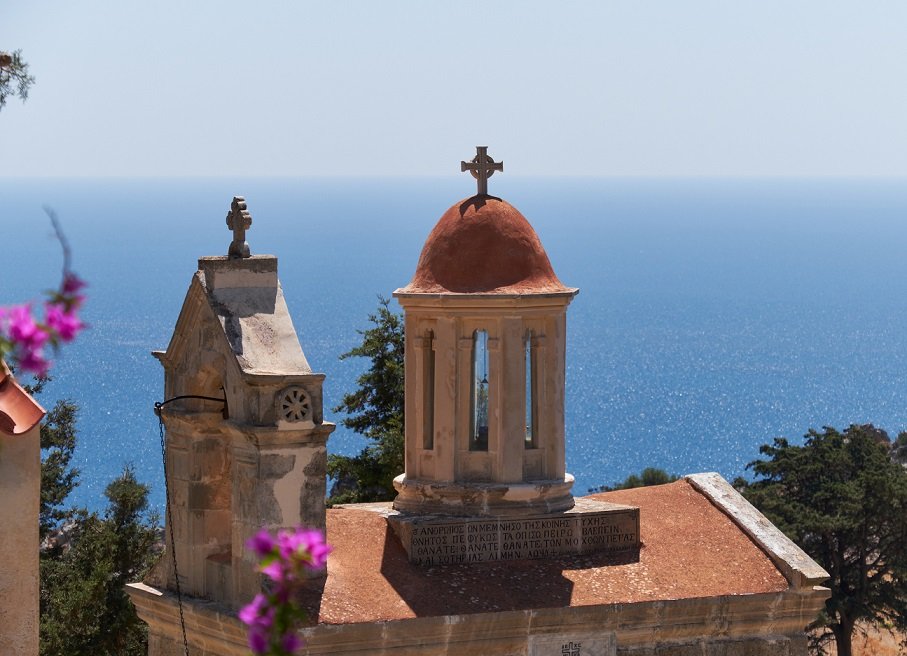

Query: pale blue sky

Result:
[2,1,907,177]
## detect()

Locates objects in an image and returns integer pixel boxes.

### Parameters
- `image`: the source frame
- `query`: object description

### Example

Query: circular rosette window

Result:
[278,386,311,423]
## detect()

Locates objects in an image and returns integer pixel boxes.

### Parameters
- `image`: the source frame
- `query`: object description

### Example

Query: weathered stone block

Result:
[301,449,328,528]
[148,633,188,656]
[388,498,639,566]
[204,509,232,545]
[260,452,296,480]
[651,644,701,656]
[204,553,232,603]
[529,632,617,656]
[188,481,229,509]
[169,445,189,480]
[190,437,229,481]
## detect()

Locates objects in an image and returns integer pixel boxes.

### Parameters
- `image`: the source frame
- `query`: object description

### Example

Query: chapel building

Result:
[130,152,831,656]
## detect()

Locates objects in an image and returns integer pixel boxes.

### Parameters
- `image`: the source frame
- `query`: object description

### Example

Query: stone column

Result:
[456,332,474,464]
[434,316,457,482]
[498,316,525,483]
[548,311,568,480]
[0,368,44,656]
[486,331,502,479]
[403,313,424,478]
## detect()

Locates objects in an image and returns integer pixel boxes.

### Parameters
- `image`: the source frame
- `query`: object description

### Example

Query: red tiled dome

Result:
[399,196,571,295]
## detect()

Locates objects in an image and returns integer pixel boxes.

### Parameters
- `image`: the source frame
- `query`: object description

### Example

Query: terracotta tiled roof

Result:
[397,196,574,296]
[0,364,45,436]
[306,480,788,624]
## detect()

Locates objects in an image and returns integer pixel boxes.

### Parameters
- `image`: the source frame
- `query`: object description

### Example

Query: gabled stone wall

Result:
[146,252,334,610]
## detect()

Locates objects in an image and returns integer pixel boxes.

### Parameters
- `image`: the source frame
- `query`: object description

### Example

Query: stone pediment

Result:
[159,255,311,379]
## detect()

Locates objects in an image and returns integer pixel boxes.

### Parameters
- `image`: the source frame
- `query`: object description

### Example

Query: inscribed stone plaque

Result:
[528,632,616,656]
[387,498,639,566]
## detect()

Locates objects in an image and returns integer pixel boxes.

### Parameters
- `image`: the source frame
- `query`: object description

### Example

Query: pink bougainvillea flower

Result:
[45,303,83,342]
[0,211,88,374]
[293,527,332,569]
[281,632,302,652]
[7,305,48,348]
[267,528,331,576]
[61,272,87,297]
[238,593,270,627]
[248,627,268,655]
[260,559,287,583]
[1,305,52,374]
[240,526,329,655]
[276,529,298,561]
[247,529,276,558]
[239,594,279,655]
[17,348,50,375]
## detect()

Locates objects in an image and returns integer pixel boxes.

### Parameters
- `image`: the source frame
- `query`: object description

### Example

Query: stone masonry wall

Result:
[129,583,824,656]
[0,426,40,656]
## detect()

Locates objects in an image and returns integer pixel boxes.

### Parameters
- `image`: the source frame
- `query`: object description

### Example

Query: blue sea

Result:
[5,176,907,513]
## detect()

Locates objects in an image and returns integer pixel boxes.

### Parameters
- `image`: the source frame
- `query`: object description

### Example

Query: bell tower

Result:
[388,149,638,567]
[144,197,334,610]
[392,148,579,516]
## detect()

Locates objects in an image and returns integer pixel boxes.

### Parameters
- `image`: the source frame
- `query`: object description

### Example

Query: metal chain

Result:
[157,406,191,656]
[152,393,226,655]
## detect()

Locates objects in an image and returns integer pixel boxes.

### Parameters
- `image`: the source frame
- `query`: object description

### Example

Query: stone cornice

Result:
[393,291,578,311]
[685,472,830,588]
[239,371,326,386]
[222,419,335,448]
[127,582,829,655]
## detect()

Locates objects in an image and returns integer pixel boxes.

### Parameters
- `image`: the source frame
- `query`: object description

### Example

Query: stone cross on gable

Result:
[226,196,252,259]
[461,146,503,196]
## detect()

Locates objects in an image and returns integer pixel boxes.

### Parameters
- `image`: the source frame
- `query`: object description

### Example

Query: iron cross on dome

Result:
[226,196,252,259]
[461,146,503,196]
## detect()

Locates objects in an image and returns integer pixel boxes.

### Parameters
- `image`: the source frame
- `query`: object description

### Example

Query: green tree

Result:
[22,374,158,654]
[0,49,35,111]
[740,425,907,656]
[21,374,80,541]
[327,296,404,504]
[588,467,679,494]
[40,398,79,538]
[40,466,159,656]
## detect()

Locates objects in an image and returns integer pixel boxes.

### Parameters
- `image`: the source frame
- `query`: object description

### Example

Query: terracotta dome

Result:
[398,195,573,295]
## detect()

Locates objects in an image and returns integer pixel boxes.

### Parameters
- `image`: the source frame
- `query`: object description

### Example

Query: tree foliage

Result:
[21,375,159,655]
[740,424,907,656]
[40,466,159,656]
[588,467,679,494]
[0,49,35,111]
[327,297,404,504]
[40,398,79,537]
[21,374,80,540]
